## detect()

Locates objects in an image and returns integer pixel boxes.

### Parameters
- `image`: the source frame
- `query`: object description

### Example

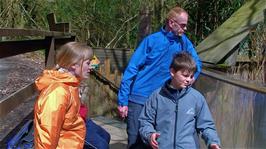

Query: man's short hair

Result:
[170,52,196,74]
[166,6,187,21]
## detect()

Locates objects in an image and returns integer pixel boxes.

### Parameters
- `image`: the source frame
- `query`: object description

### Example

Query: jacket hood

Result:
[35,70,80,91]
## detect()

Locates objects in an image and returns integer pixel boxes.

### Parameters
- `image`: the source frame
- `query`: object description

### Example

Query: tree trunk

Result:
[137,6,151,45]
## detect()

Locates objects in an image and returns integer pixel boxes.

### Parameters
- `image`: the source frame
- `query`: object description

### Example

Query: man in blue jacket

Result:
[117,6,202,149]
[139,52,220,149]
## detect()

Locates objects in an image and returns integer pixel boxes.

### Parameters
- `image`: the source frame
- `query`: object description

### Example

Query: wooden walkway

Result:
[91,116,127,149]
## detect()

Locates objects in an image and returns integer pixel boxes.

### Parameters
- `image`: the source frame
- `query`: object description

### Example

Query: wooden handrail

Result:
[0,28,73,37]
[92,66,266,95]
[91,70,119,93]
[0,83,36,117]
[201,69,266,94]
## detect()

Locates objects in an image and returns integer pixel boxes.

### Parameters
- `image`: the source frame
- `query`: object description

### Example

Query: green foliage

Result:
[0,0,246,48]
[182,0,246,44]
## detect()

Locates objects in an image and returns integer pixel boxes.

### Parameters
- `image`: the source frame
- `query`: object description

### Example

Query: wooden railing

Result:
[0,29,75,117]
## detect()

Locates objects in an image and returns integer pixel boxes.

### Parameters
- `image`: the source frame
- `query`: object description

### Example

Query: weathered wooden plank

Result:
[93,48,132,73]
[201,69,266,94]
[0,98,34,148]
[0,39,48,58]
[104,58,111,78]
[0,37,75,59]
[197,0,266,64]
[0,83,36,118]
[0,28,73,37]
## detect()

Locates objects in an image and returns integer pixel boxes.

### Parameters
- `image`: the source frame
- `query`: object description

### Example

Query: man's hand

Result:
[150,133,160,149]
[118,106,128,118]
[209,144,221,149]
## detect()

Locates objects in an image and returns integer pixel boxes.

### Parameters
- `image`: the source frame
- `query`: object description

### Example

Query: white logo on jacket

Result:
[186,108,195,115]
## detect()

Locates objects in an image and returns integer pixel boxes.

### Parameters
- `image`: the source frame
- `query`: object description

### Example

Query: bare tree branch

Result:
[105,14,138,48]
[113,23,138,48]
[19,2,40,29]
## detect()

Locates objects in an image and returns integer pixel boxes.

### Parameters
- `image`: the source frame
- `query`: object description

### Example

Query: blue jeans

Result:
[84,119,111,149]
[127,101,151,149]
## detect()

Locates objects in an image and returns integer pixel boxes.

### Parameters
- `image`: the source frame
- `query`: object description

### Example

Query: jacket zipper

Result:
[174,99,179,149]
[163,84,187,149]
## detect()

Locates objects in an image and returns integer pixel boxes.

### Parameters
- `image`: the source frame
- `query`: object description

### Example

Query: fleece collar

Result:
[160,26,183,42]
[160,79,190,103]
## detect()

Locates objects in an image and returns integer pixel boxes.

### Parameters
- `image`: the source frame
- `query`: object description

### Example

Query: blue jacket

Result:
[139,80,221,149]
[118,27,202,106]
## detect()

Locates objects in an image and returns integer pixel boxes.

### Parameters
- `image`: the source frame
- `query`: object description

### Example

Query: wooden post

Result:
[137,7,151,44]
[45,37,56,68]
[114,69,118,85]
[263,61,266,84]
[264,9,266,23]
[105,58,110,79]
[47,13,70,32]
[47,13,56,31]
[262,9,266,84]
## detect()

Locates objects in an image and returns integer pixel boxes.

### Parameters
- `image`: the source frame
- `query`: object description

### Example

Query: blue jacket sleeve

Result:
[138,93,157,144]
[182,35,202,79]
[117,38,149,106]
[196,96,221,147]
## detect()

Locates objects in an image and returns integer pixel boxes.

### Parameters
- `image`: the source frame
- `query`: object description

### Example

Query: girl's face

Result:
[73,59,92,79]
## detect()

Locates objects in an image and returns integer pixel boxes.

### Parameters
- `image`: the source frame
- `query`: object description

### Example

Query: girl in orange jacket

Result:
[34,42,93,149]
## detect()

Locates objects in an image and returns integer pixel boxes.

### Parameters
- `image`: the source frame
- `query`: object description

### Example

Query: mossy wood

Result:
[197,0,266,64]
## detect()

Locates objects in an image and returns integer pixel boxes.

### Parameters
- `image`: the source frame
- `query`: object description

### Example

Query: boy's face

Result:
[170,68,194,89]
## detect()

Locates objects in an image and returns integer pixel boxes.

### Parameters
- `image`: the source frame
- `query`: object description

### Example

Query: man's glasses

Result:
[171,19,187,29]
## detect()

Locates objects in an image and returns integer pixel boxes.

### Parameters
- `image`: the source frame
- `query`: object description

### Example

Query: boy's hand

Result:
[150,133,160,149]
[118,106,128,118]
[209,144,221,149]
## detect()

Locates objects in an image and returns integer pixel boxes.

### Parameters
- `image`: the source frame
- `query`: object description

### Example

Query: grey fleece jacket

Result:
[139,80,221,149]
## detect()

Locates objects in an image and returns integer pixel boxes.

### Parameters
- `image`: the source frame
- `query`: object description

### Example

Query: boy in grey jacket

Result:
[139,52,221,149]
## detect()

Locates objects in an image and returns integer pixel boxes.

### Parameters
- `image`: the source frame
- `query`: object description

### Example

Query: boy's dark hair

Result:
[170,52,196,73]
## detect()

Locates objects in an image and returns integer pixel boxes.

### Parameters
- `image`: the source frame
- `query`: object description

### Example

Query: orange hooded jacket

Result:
[34,70,86,149]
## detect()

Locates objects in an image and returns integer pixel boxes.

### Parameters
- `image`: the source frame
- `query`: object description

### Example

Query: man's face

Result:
[169,12,188,36]
[170,68,194,89]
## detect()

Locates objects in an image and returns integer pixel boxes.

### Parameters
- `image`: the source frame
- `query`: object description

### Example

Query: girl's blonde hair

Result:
[166,6,187,21]
[56,42,93,69]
